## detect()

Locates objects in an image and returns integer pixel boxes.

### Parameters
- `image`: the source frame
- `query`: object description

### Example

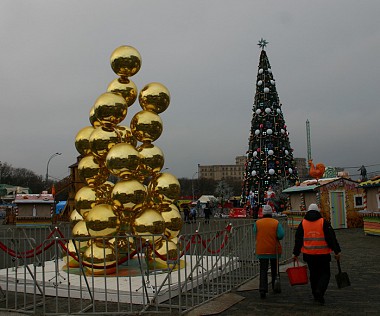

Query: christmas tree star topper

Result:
[258,38,268,49]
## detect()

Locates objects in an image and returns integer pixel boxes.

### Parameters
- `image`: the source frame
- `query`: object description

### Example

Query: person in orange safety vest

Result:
[254,204,284,299]
[293,203,341,305]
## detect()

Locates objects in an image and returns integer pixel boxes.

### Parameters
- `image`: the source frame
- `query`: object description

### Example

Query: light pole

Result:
[46,153,62,184]
[192,171,198,201]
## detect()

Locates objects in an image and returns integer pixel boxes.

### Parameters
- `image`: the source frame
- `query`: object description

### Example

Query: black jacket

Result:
[293,210,341,258]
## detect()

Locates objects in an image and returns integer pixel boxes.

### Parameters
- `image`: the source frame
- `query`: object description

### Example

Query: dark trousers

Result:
[304,255,331,299]
[259,258,278,293]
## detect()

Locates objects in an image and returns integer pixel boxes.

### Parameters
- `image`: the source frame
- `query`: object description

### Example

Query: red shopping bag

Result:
[286,259,308,286]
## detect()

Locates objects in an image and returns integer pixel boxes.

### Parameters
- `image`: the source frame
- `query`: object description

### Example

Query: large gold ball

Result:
[110,45,142,78]
[69,209,83,227]
[105,143,140,179]
[161,204,183,239]
[133,208,165,243]
[115,125,138,147]
[107,78,138,107]
[91,92,128,130]
[75,126,95,156]
[148,172,181,203]
[137,143,165,177]
[78,155,109,188]
[75,186,98,218]
[83,242,118,275]
[111,179,147,213]
[139,82,170,114]
[85,204,119,237]
[130,110,163,144]
[109,236,136,255]
[89,126,120,160]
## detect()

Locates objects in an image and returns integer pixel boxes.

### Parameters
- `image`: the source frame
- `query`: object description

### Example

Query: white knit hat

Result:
[308,203,320,212]
[262,204,273,215]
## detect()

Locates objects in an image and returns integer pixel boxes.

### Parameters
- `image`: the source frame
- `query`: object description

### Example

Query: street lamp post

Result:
[192,171,198,201]
[46,153,62,184]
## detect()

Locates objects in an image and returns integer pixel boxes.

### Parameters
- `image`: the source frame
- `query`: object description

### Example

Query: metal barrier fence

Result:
[0,218,294,315]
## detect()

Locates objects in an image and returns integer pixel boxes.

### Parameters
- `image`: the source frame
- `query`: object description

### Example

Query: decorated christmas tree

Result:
[242,39,299,210]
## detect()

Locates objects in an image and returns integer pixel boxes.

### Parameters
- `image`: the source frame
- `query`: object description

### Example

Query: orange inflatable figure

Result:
[308,159,325,182]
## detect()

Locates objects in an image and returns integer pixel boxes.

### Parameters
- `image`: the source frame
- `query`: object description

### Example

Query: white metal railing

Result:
[0,218,294,315]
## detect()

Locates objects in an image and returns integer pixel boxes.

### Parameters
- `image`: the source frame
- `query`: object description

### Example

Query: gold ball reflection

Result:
[85,204,119,237]
[105,143,140,179]
[133,208,165,243]
[148,172,181,203]
[75,126,95,156]
[75,186,97,218]
[89,127,121,159]
[110,45,142,78]
[139,82,170,114]
[111,179,147,213]
[107,78,137,107]
[78,155,109,188]
[109,236,136,254]
[130,110,163,144]
[161,204,183,239]
[137,143,165,177]
[83,241,118,275]
[91,92,128,129]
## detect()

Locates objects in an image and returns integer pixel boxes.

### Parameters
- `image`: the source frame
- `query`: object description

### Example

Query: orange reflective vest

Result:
[256,218,282,255]
[301,218,331,255]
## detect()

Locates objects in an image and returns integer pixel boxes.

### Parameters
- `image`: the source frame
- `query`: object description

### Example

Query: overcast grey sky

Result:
[1,0,380,181]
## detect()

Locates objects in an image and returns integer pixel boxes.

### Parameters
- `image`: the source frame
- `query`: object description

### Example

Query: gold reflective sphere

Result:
[148,172,181,202]
[109,236,136,254]
[105,143,140,179]
[92,92,128,129]
[161,204,183,239]
[75,126,95,156]
[137,143,165,177]
[139,82,170,114]
[83,242,118,275]
[130,110,163,144]
[156,240,179,261]
[115,125,138,147]
[89,126,121,159]
[72,220,89,237]
[78,155,109,188]
[133,208,165,242]
[75,186,98,218]
[111,179,147,212]
[110,45,142,78]
[85,204,119,237]
[107,78,138,107]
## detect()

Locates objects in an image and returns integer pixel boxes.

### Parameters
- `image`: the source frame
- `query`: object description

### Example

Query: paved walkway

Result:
[190,228,380,316]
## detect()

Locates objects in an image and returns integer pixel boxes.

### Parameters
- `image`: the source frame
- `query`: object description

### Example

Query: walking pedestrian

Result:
[253,204,284,299]
[190,206,197,223]
[183,205,190,224]
[204,202,211,224]
[293,203,341,305]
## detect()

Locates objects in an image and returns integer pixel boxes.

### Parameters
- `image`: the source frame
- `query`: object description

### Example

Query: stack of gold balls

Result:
[71,45,183,275]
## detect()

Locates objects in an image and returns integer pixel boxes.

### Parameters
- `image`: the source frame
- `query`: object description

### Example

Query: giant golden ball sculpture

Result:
[71,44,182,275]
